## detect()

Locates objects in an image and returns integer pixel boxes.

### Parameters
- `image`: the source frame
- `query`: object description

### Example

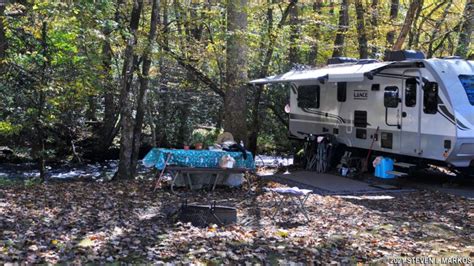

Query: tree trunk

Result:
[427,0,452,58]
[407,0,424,49]
[308,0,322,65]
[456,0,474,58]
[100,38,117,151]
[332,0,349,58]
[392,0,421,51]
[224,0,248,143]
[288,2,299,65]
[412,0,444,50]
[370,0,378,57]
[247,0,296,155]
[131,0,160,174]
[116,0,143,180]
[35,21,49,182]
[329,0,335,15]
[248,0,274,156]
[86,96,97,121]
[100,0,124,153]
[0,5,6,60]
[386,0,399,46]
[354,0,368,59]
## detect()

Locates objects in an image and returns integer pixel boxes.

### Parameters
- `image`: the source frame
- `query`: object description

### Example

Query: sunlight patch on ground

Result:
[337,195,395,200]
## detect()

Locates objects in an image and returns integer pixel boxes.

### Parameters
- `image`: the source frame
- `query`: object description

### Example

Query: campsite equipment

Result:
[219,154,235,169]
[153,153,173,191]
[216,132,235,144]
[340,166,349,176]
[250,50,474,175]
[362,126,380,172]
[265,186,312,223]
[178,200,237,227]
[374,157,395,179]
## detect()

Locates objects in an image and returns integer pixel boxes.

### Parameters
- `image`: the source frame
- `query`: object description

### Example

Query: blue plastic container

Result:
[374,157,395,179]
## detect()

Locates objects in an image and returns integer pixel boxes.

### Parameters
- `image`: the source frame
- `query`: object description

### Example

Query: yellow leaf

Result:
[276,229,289,238]
[77,238,94,248]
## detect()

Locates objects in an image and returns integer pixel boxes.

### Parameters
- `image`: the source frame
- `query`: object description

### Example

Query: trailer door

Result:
[400,70,422,155]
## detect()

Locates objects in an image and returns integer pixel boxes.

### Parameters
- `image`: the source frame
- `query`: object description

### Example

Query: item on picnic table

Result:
[216,132,235,144]
[219,154,235,169]
[214,132,248,160]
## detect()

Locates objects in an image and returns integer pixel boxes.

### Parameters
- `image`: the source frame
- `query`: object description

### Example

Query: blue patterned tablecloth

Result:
[142,148,255,170]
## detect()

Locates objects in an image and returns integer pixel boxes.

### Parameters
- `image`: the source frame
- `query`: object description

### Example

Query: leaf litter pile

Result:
[0,178,472,264]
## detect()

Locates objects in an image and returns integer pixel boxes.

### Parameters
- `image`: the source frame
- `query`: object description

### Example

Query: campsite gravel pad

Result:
[266,171,416,195]
[0,179,472,264]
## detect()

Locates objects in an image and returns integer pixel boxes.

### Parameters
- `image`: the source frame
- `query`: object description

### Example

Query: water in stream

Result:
[0,155,294,181]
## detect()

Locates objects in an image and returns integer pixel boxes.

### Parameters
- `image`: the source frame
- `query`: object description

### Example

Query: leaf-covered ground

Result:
[0,179,472,264]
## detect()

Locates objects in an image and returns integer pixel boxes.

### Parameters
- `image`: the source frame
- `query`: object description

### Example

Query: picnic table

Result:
[143,148,256,192]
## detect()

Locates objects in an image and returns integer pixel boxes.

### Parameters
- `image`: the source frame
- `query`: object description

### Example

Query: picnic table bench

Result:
[166,166,255,192]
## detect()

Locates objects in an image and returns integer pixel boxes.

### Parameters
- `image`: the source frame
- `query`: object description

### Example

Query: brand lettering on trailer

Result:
[354,90,368,100]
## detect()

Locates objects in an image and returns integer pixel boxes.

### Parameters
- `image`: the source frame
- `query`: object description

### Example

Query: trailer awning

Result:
[249,62,394,85]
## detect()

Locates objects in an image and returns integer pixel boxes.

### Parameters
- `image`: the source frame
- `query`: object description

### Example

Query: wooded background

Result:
[0,0,472,179]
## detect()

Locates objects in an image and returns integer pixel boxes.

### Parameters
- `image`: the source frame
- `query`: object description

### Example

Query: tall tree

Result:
[332,0,349,57]
[248,0,297,155]
[288,1,299,64]
[392,0,422,50]
[427,0,453,57]
[99,0,123,156]
[370,0,379,57]
[131,0,160,173]
[34,21,50,181]
[407,0,424,49]
[116,0,143,180]
[354,0,368,58]
[308,0,322,65]
[386,0,399,46]
[224,0,248,143]
[456,0,474,57]
[0,4,6,60]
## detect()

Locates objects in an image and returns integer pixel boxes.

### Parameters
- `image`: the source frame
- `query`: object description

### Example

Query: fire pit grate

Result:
[178,200,237,227]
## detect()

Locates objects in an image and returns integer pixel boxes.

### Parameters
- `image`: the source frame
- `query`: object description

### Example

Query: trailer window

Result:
[459,75,474,105]
[405,78,417,107]
[297,85,320,109]
[384,86,399,108]
[337,82,346,102]
[423,82,438,114]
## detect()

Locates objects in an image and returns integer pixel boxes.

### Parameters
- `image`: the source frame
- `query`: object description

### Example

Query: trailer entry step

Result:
[393,162,416,168]
[386,170,408,177]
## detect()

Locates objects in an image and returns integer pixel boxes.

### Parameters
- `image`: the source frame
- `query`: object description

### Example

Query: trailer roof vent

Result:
[384,50,425,61]
[441,56,463,60]
[357,59,379,64]
[327,57,358,65]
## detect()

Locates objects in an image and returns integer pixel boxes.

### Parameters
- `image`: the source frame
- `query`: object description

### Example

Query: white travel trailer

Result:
[250,51,474,173]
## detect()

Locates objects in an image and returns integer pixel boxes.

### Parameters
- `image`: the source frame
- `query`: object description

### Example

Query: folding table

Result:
[265,187,312,222]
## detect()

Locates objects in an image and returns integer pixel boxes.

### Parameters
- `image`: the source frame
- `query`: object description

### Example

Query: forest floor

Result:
[0,178,473,264]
